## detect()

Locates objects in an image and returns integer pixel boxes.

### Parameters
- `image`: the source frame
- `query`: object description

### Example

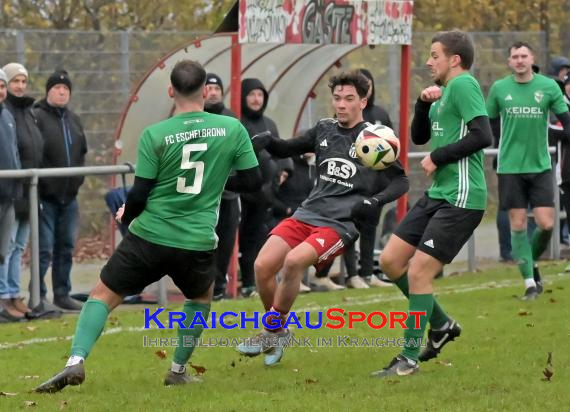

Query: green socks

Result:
[173,301,211,366]
[511,230,533,280]
[531,227,552,260]
[394,274,449,329]
[70,299,110,359]
[402,294,434,361]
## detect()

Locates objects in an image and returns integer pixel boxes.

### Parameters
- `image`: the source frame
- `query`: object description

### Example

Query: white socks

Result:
[171,362,186,374]
[524,278,537,289]
[66,355,84,367]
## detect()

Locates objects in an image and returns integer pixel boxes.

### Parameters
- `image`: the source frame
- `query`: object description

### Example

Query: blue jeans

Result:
[0,218,29,298]
[36,198,79,299]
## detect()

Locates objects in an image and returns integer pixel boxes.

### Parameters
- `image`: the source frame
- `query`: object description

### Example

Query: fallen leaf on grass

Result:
[292,369,299,373]
[0,392,18,397]
[305,378,318,384]
[189,363,206,375]
[542,352,553,382]
[230,361,235,368]
[154,350,167,359]
[545,289,553,294]
[60,401,68,409]
[25,326,37,332]
[24,401,36,407]
[108,317,120,326]
[19,376,39,380]
[435,360,453,367]
[526,323,535,328]
[518,310,532,316]
[556,286,564,290]
[549,298,557,303]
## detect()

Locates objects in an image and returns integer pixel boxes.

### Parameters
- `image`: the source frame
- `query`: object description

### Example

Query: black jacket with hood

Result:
[359,68,393,128]
[34,98,88,204]
[240,78,293,208]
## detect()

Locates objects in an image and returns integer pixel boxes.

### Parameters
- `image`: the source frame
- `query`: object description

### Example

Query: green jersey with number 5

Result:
[129,111,258,251]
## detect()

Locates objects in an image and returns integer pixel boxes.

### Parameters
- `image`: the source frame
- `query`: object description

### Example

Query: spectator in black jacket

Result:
[239,78,295,296]
[0,63,43,318]
[0,68,23,322]
[33,70,87,311]
[203,73,241,300]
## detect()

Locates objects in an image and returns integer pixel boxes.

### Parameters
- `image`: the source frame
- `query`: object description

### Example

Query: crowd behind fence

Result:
[0,29,550,243]
[0,147,562,304]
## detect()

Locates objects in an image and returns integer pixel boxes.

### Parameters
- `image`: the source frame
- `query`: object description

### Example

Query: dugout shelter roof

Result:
[114,33,361,163]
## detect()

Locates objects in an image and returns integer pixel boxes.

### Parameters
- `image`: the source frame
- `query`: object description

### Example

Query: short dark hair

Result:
[328,71,369,98]
[432,30,475,70]
[170,60,206,97]
[508,41,534,56]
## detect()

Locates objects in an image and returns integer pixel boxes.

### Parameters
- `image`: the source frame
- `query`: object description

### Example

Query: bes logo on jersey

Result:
[320,158,357,180]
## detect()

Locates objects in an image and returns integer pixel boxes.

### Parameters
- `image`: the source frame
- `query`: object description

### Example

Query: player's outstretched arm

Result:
[120,176,157,225]
[411,98,433,145]
[225,166,263,193]
[429,116,493,166]
[252,131,315,158]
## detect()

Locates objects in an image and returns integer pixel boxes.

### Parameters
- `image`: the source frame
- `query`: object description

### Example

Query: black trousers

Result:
[239,200,270,288]
[213,197,240,294]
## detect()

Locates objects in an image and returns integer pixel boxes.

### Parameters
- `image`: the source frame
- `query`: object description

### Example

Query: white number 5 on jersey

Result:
[176,143,207,194]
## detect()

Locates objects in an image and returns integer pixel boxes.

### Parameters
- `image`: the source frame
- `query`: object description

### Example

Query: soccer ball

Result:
[354,124,400,170]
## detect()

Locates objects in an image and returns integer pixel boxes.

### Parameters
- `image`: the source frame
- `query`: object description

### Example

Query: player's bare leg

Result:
[35,281,124,393]
[254,235,291,311]
[237,240,315,365]
[379,234,415,281]
[272,242,318,312]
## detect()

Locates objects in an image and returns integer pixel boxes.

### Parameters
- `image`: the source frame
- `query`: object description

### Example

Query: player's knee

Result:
[281,254,306,279]
[254,254,278,279]
[90,281,123,310]
[379,253,401,279]
[539,220,554,231]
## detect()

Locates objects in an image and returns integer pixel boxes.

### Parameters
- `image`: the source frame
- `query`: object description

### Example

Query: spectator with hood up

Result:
[239,78,295,297]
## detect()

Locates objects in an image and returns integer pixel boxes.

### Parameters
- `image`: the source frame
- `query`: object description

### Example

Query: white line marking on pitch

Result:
[1,272,567,351]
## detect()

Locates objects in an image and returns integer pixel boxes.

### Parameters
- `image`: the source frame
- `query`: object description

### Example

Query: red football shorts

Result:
[270,218,345,272]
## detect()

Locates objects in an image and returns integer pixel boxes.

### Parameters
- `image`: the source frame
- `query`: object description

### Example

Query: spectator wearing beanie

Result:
[203,72,240,300]
[0,62,43,319]
[0,68,22,322]
[31,69,87,311]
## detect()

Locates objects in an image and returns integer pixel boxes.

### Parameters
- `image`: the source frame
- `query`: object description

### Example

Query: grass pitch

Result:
[1,262,569,411]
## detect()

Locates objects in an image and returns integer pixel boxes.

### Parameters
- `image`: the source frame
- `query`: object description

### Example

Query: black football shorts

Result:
[101,231,215,299]
[394,194,484,264]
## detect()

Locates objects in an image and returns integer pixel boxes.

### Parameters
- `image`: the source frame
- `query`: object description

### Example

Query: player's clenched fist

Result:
[420,86,442,103]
